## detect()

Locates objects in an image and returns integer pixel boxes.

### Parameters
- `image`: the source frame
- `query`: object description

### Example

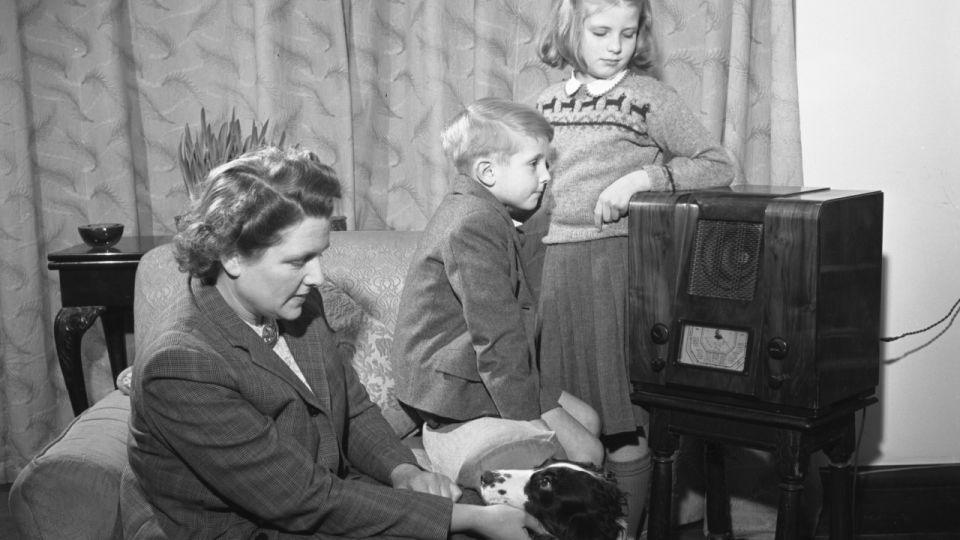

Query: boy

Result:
[392,98,602,485]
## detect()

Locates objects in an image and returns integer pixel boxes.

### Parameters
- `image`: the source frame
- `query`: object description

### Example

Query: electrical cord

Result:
[879,295,960,342]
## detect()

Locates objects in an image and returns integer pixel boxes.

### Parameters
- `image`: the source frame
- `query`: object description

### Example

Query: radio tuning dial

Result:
[650,323,670,345]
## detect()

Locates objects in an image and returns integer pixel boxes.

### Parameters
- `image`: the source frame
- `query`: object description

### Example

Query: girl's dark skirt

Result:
[538,236,640,436]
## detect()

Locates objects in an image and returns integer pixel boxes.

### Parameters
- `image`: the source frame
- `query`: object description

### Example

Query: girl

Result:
[534,0,736,537]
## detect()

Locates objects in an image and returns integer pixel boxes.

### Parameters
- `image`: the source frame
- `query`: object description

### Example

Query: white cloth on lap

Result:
[422,417,563,489]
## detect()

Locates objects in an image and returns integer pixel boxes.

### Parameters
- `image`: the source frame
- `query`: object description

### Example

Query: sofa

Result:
[10,229,800,539]
[9,230,428,539]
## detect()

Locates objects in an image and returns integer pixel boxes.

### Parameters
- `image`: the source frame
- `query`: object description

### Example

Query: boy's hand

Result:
[390,463,462,501]
[594,169,652,230]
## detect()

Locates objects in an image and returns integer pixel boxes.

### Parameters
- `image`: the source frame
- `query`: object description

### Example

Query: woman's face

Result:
[219,216,331,323]
[578,2,640,82]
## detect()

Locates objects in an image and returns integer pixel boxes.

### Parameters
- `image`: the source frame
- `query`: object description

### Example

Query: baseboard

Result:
[815,463,960,538]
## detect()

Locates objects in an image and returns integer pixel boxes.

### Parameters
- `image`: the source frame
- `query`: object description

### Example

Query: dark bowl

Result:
[78,223,124,248]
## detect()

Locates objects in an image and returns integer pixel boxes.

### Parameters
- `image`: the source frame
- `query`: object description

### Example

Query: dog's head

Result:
[480,461,625,540]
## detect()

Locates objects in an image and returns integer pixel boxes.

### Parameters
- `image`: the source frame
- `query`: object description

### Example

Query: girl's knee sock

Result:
[607,455,653,539]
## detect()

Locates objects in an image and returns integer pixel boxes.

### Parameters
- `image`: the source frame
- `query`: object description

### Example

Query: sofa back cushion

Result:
[320,231,421,330]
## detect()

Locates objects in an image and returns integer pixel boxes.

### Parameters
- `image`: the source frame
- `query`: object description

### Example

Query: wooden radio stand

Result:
[633,388,875,540]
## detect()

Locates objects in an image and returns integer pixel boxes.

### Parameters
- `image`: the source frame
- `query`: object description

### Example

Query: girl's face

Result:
[578,2,640,82]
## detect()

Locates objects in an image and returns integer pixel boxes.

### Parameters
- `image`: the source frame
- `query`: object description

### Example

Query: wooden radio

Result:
[627,186,883,413]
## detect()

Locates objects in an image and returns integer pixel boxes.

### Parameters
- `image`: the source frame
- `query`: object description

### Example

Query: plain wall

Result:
[797,0,960,464]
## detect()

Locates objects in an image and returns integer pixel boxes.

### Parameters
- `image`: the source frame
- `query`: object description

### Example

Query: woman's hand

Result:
[390,463,462,501]
[594,169,652,229]
[451,504,549,539]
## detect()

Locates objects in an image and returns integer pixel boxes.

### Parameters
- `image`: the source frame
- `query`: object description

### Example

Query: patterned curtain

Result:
[0,0,799,483]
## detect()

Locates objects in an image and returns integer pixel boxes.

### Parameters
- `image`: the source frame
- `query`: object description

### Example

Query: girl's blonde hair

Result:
[441,97,553,175]
[538,0,657,77]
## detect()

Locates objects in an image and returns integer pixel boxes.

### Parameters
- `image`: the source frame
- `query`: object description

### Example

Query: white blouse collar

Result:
[564,69,628,97]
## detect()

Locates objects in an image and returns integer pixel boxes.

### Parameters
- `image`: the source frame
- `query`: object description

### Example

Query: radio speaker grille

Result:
[687,220,763,301]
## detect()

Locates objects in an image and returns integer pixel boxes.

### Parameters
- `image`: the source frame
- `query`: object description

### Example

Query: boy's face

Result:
[487,135,551,213]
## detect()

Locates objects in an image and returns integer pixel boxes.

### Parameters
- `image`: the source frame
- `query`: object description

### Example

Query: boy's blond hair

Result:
[441,97,553,175]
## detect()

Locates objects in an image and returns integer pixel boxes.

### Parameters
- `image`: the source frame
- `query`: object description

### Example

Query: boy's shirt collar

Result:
[565,69,628,97]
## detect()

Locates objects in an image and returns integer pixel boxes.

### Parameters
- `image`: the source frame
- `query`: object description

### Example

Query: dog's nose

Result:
[480,470,496,487]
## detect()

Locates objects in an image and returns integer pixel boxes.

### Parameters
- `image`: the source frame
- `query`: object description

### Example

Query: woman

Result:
[127,147,542,539]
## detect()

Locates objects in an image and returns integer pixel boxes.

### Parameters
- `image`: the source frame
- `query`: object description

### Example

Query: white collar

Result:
[564,70,628,97]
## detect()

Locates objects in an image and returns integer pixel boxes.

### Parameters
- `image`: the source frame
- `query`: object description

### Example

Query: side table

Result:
[48,235,170,415]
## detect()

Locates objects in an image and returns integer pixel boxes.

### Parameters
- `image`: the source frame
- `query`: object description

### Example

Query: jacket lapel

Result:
[279,293,333,415]
[190,279,327,412]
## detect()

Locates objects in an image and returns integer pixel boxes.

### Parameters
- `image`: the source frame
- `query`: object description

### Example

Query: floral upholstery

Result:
[321,231,421,330]
[320,280,416,437]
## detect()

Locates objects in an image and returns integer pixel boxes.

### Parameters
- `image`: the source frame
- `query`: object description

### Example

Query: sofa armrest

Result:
[9,390,129,540]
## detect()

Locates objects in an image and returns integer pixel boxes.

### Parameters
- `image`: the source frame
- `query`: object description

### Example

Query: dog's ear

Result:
[596,476,626,516]
[565,477,626,540]
[530,468,627,540]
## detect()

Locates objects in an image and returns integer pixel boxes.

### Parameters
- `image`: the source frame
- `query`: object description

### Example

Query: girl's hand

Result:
[594,169,652,230]
[452,504,549,539]
[390,463,462,501]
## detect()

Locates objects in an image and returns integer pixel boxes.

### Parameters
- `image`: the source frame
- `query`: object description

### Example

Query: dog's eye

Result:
[538,477,552,489]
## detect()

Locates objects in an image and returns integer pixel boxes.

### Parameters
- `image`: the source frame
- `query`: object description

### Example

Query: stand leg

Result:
[774,430,809,540]
[53,306,104,415]
[823,420,856,540]
[775,479,805,540]
[647,410,679,540]
[704,442,733,539]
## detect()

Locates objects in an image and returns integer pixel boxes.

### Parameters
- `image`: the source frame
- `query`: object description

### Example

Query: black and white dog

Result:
[480,461,626,540]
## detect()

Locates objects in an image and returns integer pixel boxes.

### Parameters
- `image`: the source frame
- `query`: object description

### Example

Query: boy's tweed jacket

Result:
[392,175,548,423]
[127,272,452,539]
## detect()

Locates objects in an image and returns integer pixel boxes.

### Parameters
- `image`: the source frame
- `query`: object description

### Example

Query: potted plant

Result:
[178,108,286,202]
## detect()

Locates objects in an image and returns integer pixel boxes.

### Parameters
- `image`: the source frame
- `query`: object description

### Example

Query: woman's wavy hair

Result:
[174,146,342,284]
[538,0,658,77]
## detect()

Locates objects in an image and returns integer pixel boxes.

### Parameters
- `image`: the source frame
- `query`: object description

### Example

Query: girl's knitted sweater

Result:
[535,71,734,244]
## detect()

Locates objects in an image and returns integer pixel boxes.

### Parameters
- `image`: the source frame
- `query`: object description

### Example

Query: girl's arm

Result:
[595,86,736,227]
[644,86,735,192]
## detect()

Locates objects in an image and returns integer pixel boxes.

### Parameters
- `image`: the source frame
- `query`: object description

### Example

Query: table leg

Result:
[100,307,130,382]
[704,442,733,539]
[54,306,104,415]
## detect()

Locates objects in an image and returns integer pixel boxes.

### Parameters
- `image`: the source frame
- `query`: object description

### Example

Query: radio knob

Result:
[767,337,789,389]
[650,323,670,345]
[767,337,789,359]
[651,357,666,372]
